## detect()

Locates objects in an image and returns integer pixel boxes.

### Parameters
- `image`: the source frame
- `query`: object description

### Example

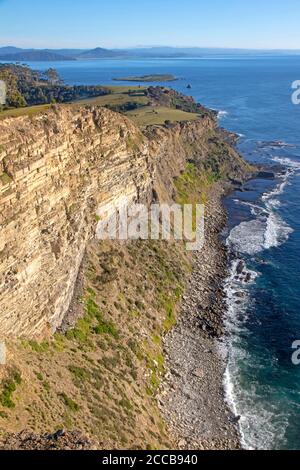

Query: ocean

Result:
[10,56,300,449]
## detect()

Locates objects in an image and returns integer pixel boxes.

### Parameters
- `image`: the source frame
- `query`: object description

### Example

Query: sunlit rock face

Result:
[0,104,243,338]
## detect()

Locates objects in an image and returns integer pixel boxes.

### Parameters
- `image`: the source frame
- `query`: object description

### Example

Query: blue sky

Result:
[1,0,300,49]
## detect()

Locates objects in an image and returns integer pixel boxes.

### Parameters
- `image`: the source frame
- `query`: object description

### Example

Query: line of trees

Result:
[0,64,110,110]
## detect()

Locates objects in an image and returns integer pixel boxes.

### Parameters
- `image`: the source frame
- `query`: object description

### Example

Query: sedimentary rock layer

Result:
[0,104,245,338]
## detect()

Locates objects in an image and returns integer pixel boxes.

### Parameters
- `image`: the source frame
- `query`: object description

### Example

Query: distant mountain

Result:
[1,46,300,63]
[0,46,26,56]
[77,47,127,59]
[0,50,75,61]
[44,49,88,57]
[125,47,191,58]
[124,46,300,58]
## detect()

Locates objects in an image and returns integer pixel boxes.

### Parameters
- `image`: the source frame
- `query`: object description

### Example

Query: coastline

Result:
[159,182,241,450]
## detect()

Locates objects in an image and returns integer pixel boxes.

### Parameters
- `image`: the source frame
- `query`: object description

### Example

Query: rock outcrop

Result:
[0,104,247,338]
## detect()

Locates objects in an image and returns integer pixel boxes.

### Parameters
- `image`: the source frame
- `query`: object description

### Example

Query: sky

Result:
[1,0,300,50]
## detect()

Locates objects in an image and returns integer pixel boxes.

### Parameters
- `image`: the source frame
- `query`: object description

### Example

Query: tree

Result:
[44,68,61,85]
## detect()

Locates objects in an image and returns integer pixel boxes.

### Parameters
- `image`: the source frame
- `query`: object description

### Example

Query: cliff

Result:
[0,102,252,450]
[0,104,248,339]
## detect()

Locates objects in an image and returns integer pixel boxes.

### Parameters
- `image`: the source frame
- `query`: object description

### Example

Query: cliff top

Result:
[0,84,213,130]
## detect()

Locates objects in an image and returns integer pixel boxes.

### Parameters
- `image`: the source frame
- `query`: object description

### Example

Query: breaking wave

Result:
[223,154,300,449]
[226,161,299,255]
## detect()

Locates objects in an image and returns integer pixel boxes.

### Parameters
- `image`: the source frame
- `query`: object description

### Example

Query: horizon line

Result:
[1,44,300,52]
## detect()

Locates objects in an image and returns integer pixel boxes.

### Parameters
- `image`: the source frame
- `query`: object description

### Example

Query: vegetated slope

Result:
[0,97,251,449]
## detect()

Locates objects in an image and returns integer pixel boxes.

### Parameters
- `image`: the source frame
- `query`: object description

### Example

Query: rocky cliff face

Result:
[0,104,246,339]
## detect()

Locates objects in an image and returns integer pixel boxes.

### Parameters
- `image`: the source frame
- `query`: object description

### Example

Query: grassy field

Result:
[0,104,52,120]
[0,86,201,127]
[75,88,149,108]
[125,106,201,126]
[0,86,148,120]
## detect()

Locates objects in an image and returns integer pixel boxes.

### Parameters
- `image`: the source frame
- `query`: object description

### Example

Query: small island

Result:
[113,74,178,82]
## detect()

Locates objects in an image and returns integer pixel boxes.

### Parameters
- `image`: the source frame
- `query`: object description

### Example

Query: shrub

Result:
[59,393,80,412]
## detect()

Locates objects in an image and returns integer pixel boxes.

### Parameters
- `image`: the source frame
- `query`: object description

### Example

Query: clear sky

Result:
[1,0,300,50]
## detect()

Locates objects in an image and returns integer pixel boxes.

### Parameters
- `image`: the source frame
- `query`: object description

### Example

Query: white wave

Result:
[264,212,293,249]
[258,140,296,149]
[223,259,258,332]
[261,157,300,210]
[227,211,293,255]
[262,178,288,203]
[218,110,229,119]
[228,170,293,255]
[223,366,248,448]
[223,258,289,450]
[227,219,267,255]
[224,355,289,450]
[223,152,298,450]
[265,198,281,209]
[272,156,300,170]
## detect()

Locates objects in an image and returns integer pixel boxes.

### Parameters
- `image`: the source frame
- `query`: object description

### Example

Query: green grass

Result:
[42,381,51,392]
[74,85,148,110]
[125,106,200,127]
[66,293,119,344]
[94,321,119,338]
[0,173,12,185]
[119,398,133,411]
[175,162,219,207]
[27,340,50,353]
[175,163,199,205]
[35,372,44,381]
[104,85,148,94]
[0,104,51,120]
[0,84,200,132]
[0,368,22,409]
[75,92,148,108]
[59,393,80,412]
[68,365,90,385]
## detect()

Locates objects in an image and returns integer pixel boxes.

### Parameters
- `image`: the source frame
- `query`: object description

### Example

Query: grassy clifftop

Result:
[0,64,212,128]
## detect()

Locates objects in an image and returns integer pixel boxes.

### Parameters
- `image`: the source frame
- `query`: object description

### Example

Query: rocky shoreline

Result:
[159,182,241,450]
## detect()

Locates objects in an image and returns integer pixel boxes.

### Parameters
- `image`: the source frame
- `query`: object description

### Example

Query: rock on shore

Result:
[159,183,241,450]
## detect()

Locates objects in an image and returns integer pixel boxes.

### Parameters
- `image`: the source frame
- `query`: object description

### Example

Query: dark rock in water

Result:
[229,415,241,424]
[187,84,192,89]
[258,140,295,149]
[229,178,243,187]
[236,261,244,275]
[234,291,245,298]
[245,273,252,283]
[256,170,276,180]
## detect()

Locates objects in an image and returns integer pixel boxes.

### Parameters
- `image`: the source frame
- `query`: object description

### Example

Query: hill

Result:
[0,50,75,61]
[0,46,25,56]
[77,47,127,59]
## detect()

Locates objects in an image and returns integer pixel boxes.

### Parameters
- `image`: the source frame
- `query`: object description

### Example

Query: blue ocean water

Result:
[7,56,300,449]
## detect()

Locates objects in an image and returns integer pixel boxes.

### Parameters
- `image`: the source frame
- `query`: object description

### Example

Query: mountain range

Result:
[1,46,300,61]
